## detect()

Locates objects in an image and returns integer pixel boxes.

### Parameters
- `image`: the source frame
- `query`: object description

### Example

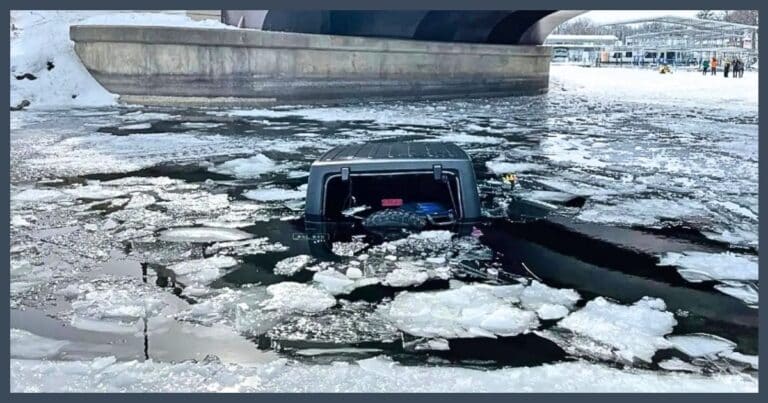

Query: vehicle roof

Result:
[316,142,470,163]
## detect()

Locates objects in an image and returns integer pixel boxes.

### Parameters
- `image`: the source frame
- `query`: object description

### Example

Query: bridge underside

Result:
[70,10,585,106]
[222,10,584,45]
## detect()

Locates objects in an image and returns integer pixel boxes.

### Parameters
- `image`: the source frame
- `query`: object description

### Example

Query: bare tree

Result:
[553,18,603,35]
[723,10,758,25]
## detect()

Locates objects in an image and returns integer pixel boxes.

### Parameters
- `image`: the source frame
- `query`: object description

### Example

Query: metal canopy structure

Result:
[597,15,758,67]
[600,15,757,53]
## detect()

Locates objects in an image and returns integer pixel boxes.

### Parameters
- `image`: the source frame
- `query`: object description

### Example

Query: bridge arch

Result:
[223,10,586,45]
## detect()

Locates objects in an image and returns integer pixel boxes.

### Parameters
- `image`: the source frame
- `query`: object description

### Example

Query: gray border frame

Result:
[3,0,764,400]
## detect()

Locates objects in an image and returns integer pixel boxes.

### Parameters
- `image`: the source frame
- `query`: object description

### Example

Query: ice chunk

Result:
[535,304,570,320]
[555,297,677,363]
[341,205,371,217]
[209,154,276,179]
[485,161,546,174]
[313,269,380,295]
[69,317,142,334]
[167,256,239,285]
[345,267,363,279]
[158,227,254,243]
[12,188,71,203]
[117,123,151,130]
[332,239,368,256]
[274,255,313,276]
[262,282,336,313]
[720,351,758,370]
[658,251,758,282]
[518,281,580,319]
[242,188,305,202]
[382,267,430,288]
[666,333,737,358]
[658,358,702,373]
[10,329,68,359]
[713,282,758,306]
[205,237,288,256]
[377,284,538,339]
[577,198,709,227]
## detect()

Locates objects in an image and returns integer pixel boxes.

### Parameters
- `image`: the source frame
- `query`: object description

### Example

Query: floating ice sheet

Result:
[242,188,305,202]
[274,255,313,276]
[158,227,254,243]
[666,333,737,358]
[209,154,276,179]
[658,251,758,282]
[168,255,239,285]
[10,329,69,359]
[378,284,538,339]
[554,297,677,363]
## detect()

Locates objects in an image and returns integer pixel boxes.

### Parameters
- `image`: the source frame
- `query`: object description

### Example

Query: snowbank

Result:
[10,355,758,392]
[10,11,236,109]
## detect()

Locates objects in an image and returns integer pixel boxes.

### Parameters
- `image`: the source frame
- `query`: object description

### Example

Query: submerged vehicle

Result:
[305,142,481,236]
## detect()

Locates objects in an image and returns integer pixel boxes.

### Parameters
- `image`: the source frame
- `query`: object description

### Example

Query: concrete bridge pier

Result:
[70,25,553,106]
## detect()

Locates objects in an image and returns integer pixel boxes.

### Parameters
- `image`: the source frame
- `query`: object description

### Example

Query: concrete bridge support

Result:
[71,25,553,106]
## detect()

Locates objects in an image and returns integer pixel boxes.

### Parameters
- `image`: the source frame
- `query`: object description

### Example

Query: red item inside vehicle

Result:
[381,198,403,207]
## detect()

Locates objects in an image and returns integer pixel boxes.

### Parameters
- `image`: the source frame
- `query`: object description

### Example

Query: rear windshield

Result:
[323,172,461,220]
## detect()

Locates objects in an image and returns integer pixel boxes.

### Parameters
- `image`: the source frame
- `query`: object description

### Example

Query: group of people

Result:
[702,57,745,78]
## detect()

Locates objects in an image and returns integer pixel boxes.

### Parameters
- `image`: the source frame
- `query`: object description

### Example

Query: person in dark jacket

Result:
[724,59,731,77]
[702,59,710,75]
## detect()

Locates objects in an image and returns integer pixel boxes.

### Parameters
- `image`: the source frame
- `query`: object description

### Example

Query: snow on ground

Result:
[548,297,677,363]
[10,356,757,393]
[550,64,758,111]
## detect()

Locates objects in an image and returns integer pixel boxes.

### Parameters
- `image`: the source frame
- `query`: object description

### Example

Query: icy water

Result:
[9,67,759,391]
